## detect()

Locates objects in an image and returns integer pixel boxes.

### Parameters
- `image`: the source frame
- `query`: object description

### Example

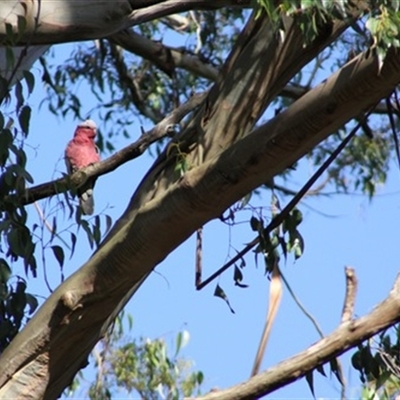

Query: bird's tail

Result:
[79,187,95,215]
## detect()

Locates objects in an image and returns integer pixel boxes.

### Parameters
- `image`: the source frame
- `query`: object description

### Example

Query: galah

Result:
[65,119,100,215]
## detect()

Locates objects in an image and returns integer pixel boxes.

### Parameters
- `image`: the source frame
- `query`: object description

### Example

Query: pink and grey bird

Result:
[65,119,100,215]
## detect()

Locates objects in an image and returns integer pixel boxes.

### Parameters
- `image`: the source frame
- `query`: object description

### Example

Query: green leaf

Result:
[17,15,27,39]
[51,245,65,268]
[127,313,133,330]
[69,232,77,259]
[366,17,379,36]
[234,264,243,282]
[50,216,57,242]
[105,214,113,233]
[5,47,15,73]
[7,163,33,184]
[250,216,261,231]
[214,284,235,314]
[25,293,38,315]
[289,229,304,260]
[300,0,312,10]
[14,81,23,111]
[279,236,287,261]
[5,23,15,45]
[316,364,326,377]
[7,228,25,258]
[234,265,248,288]
[0,259,11,284]
[18,105,31,136]
[196,371,204,385]
[0,129,12,166]
[23,71,35,94]
[305,370,315,399]
[330,358,344,386]
[80,219,94,249]
[292,208,303,226]
[175,330,190,357]
[93,215,101,246]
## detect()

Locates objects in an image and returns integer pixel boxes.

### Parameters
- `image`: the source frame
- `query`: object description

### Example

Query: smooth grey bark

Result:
[0,0,250,44]
[0,45,49,86]
[0,0,247,89]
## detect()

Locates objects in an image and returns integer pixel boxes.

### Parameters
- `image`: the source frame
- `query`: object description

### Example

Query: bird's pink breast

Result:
[65,139,100,169]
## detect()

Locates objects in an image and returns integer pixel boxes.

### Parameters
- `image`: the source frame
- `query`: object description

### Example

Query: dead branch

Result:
[341,266,358,323]
[197,272,400,400]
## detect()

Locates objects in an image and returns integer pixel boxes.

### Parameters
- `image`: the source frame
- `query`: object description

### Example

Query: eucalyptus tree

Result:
[1,1,400,399]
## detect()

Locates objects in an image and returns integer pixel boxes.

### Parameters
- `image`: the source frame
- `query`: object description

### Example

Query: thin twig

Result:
[280,268,324,338]
[33,201,71,250]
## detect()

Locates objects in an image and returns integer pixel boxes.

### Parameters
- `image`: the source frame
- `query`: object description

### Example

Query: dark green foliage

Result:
[0,259,37,352]
[352,326,400,398]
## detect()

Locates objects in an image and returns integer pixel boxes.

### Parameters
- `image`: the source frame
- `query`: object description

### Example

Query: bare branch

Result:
[162,14,192,32]
[197,273,400,400]
[108,41,162,122]
[341,267,358,323]
[1,91,207,208]
[110,29,219,80]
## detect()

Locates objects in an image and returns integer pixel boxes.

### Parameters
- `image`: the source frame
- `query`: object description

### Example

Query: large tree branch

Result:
[0,0,250,45]
[198,272,400,400]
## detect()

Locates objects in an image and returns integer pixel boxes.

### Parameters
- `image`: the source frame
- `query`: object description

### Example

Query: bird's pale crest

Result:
[78,119,97,130]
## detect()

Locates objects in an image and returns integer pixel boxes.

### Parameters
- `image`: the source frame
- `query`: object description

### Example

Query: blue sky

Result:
[9,39,400,399]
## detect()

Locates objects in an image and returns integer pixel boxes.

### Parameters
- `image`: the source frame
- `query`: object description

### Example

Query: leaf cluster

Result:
[67,314,204,400]
[352,325,400,399]
[0,259,37,352]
